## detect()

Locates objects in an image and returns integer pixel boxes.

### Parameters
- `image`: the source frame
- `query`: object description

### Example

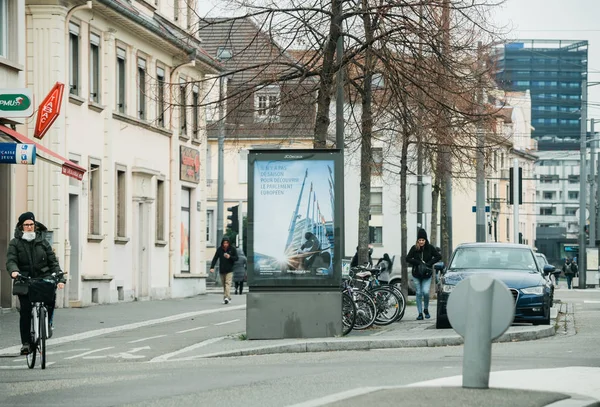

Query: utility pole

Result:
[336,15,345,259]
[442,0,453,255]
[513,159,519,243]
[475,42,486,242]
[579,78,588,289]
[590,120,596,247]
[416,3,423,233]
[216,75,225,247]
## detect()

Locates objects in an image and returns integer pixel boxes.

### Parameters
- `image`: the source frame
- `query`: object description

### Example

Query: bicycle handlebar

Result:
[15,271,66,283]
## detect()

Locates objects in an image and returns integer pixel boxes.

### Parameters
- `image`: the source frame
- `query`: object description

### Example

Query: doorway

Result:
[68,194,80,302]
[136,202,150,298]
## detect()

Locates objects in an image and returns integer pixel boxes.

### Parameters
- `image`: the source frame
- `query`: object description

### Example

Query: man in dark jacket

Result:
[210,237,238,304]
[6,212,65,354]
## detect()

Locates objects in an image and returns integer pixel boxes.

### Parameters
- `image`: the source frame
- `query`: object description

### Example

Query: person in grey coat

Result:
[233,248,247,295]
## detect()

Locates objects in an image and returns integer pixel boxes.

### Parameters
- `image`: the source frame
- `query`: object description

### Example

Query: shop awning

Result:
[0,124,86,180]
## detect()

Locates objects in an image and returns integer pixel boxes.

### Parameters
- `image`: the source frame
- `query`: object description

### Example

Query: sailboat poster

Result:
[252,157,336,278]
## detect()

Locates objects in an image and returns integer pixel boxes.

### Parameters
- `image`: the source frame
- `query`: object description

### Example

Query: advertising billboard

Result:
[248,149,343,288]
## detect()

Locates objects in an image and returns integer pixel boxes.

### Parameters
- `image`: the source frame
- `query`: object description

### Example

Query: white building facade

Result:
[0,0,222,309]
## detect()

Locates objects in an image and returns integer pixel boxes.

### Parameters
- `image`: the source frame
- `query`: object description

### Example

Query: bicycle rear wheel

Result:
[342,292,356,335]
[352,291,377,330]
[371,287,401,326]
[40,307,47,369]
[26,318,36,369]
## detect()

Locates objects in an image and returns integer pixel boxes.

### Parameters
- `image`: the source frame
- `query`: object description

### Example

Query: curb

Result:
[198,324,557,358]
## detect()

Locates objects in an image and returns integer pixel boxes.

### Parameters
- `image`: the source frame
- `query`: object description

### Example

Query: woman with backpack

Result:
[406,229,441,321]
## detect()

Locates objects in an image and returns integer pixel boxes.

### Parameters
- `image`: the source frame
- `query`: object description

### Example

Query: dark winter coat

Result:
[232,249,247,283]
[210,239,238,274]
[406,230,441,280]
[6,222,63,295]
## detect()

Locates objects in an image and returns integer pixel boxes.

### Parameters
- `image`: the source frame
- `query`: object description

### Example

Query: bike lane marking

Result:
[214,319,240,326]
[128,335,167,344]
[176,326,207,334]
[64,347,114,360]
[0,362,55,369]
[0,305,246,356]
[148,336,225,363]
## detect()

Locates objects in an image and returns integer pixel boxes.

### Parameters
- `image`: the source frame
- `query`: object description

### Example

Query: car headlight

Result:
[521,286,544,295]
[442,284,455,293]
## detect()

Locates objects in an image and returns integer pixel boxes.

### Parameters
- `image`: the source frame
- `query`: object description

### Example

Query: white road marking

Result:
[0,362,55,369]
[64,347,114,360]
[46,348,91,355]
[176,326,207,334]
[584,300,600,304]
[0,304,246,356]
[128,335,167,344]
[214,319,240,326]
[149,337,225,363]
[85,346,151,360]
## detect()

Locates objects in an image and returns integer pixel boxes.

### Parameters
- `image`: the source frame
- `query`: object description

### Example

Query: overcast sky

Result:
[197,0,600,121]
[493,0,600,122]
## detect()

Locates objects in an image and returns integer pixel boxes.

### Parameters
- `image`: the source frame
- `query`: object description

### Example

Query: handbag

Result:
[12,281,28,296]
[412,251,433,280]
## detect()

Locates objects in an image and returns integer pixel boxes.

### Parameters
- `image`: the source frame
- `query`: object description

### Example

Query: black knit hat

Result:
[417,228,428,241]
[18,212,35,227]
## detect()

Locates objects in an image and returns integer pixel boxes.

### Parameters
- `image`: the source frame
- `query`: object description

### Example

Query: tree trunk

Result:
[399,124,410,300]
[357,4,375,265]
[313,0,342,148]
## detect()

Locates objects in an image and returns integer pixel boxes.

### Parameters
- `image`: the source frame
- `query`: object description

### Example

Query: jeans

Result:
[17,294,55,345]
[566,275,574,289]
[412,276,432,315]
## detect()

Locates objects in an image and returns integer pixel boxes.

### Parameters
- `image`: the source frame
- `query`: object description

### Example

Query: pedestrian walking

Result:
[406,229,441,321]
[210,236,238,304]
[233,247,247,295]
[6,212,66,355]
[350,244,373,268]
[562,257,578,290]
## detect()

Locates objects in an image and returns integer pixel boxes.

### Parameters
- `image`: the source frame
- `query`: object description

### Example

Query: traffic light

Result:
[508,167,523,205]
[227,205,239,233]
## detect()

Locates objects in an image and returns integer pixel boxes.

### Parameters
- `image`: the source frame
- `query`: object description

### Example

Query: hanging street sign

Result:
[0,89,34,118]
[0,143,36,165]
[34,82,65,140]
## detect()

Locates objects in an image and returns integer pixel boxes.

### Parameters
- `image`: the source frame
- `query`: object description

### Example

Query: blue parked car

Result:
[435,243,555,329]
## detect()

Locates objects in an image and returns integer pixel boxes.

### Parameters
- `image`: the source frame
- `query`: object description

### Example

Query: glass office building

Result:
[493,39,588,151]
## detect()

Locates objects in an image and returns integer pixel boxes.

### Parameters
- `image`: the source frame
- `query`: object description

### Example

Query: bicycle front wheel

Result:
[342,292,356,335]
[39,307,47,369]
[26,309,37,369]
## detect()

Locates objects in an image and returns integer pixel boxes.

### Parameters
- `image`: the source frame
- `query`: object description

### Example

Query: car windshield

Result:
[535,254,548,267]
[450,247,538,271]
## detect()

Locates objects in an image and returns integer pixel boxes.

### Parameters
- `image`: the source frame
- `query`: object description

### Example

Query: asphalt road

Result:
[0,289,598,407]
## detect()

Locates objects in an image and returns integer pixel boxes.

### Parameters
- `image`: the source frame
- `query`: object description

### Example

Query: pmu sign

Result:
[0,143,36,165]
[0,89,34,118]
[34,82,65,140]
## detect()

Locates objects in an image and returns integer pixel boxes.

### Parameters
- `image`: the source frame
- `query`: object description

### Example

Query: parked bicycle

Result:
[16,271,65,369]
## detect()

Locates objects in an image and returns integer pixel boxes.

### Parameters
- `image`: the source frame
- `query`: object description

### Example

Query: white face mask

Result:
[22,231,36,241]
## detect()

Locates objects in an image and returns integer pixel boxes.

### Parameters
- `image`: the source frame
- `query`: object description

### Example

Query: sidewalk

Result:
[0,291,562,357]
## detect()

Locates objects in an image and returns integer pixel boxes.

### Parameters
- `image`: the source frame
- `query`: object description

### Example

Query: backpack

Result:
[564,263,575,276]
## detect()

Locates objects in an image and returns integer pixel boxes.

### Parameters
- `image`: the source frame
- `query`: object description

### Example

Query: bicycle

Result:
[16,271,64,369]
[350,265,406,324]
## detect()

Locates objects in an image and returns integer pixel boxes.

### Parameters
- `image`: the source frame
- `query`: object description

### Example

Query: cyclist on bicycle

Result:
[5,212,65,355]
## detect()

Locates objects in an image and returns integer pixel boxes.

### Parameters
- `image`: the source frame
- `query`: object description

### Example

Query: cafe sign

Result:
[0,89,34,118]
[180,146,200,183]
